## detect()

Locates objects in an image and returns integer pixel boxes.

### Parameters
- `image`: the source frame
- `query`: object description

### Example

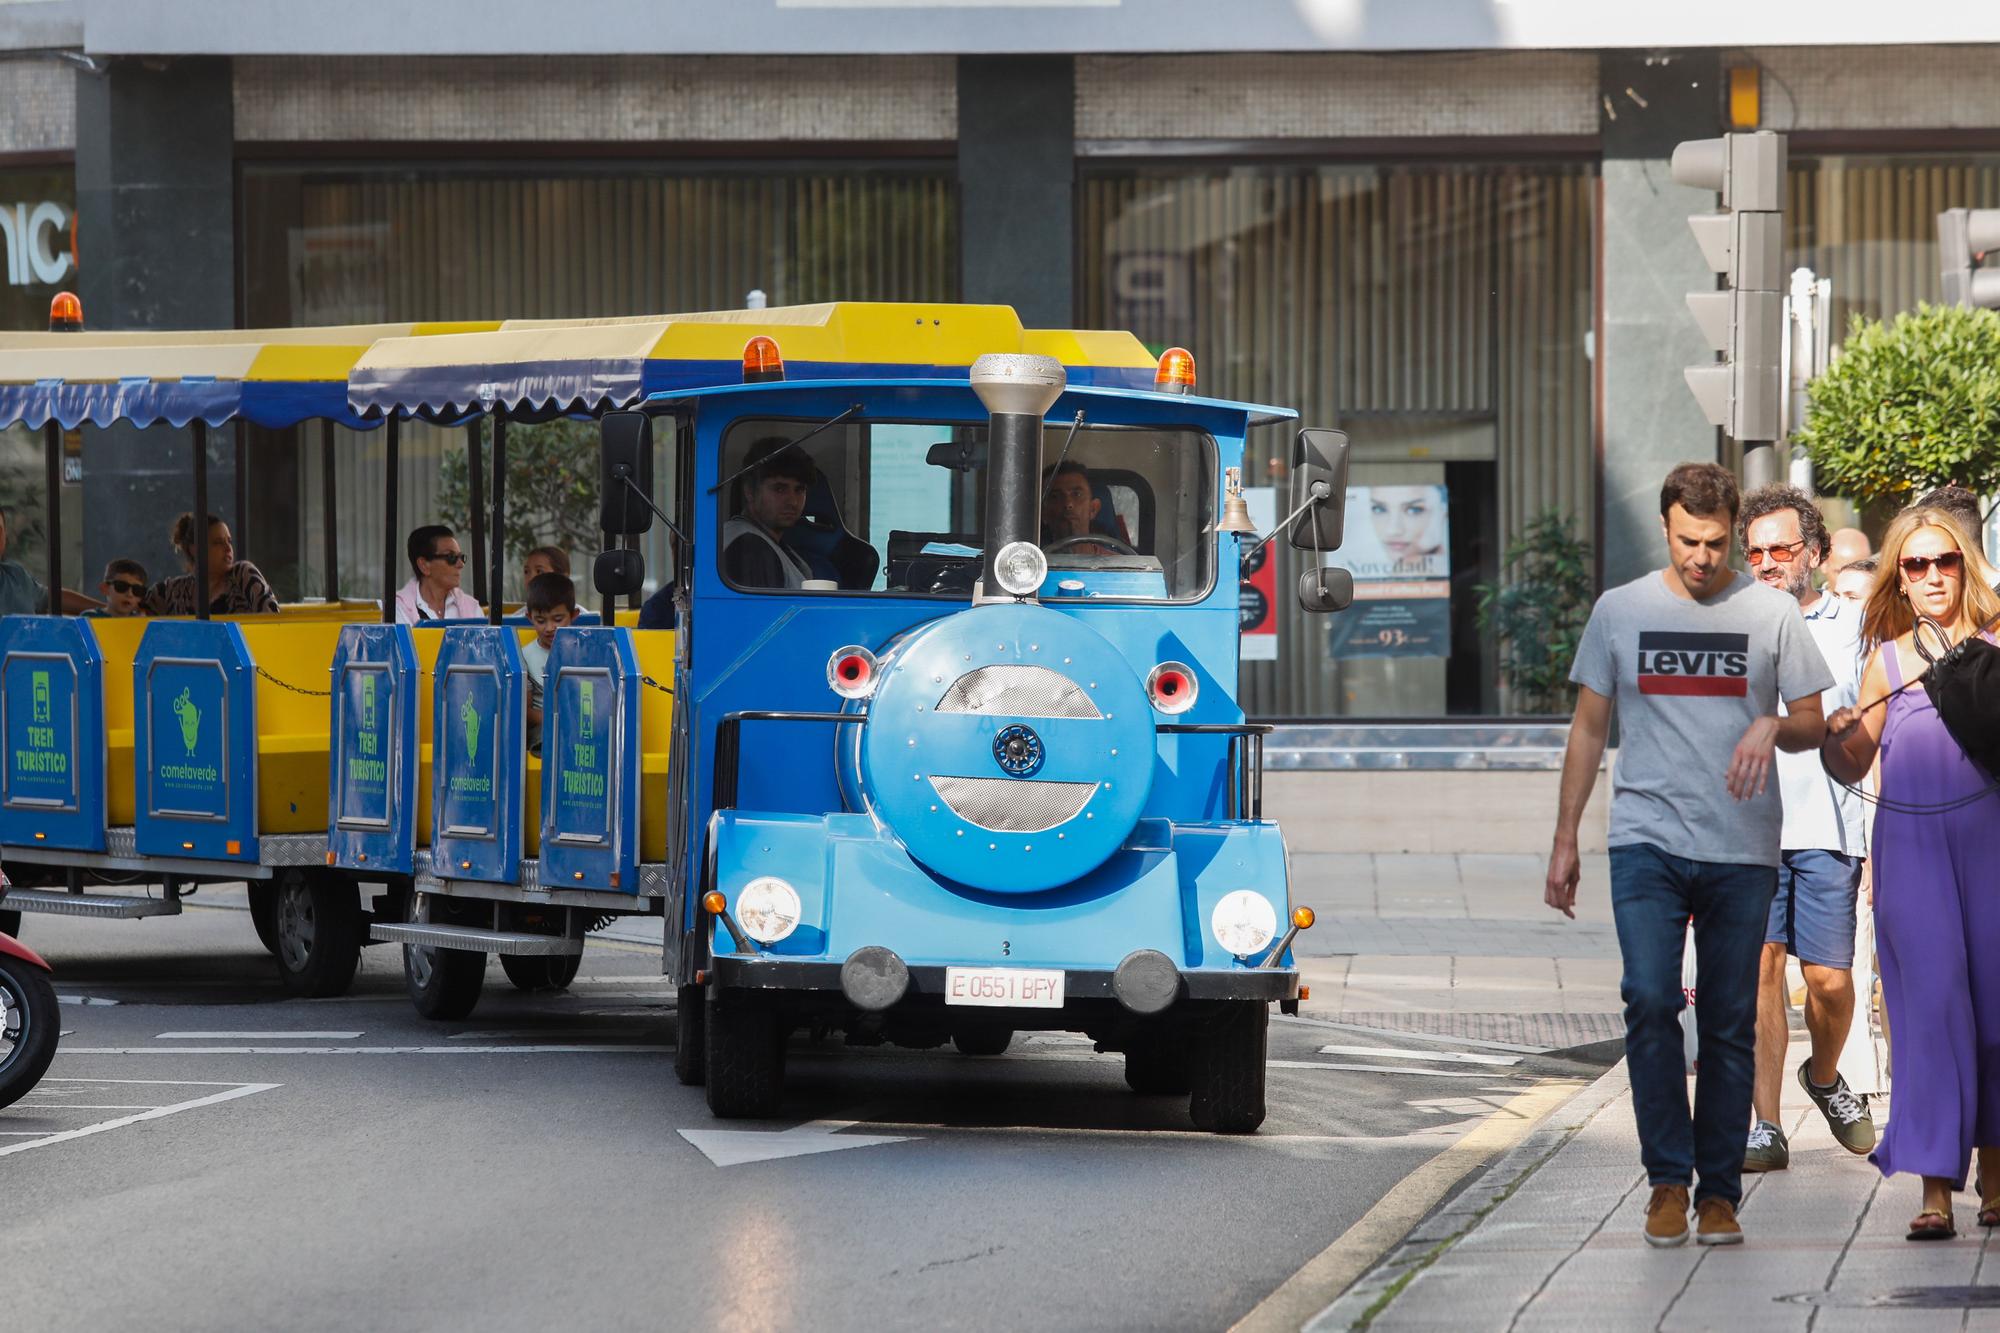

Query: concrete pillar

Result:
[74,57,237,595]
[957,56,1074,330]
[1598,50,1723,592]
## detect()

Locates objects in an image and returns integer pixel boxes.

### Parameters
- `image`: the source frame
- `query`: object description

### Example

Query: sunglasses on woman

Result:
[1899,550,1964,580]
[426,551,468,567]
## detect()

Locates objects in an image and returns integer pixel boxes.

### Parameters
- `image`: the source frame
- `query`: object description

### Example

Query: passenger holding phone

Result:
[394,525,483,624]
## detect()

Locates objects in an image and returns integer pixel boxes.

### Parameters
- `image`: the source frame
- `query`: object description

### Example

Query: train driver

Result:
[723,437,816,590]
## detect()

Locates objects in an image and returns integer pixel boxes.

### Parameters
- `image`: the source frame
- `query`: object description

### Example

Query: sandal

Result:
[1908,1210,1957,1241]
[1980,1200,2000,1228]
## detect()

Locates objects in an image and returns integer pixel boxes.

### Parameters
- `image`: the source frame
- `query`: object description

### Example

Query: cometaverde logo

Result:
[172,686,201,756]
[460,697,481,765]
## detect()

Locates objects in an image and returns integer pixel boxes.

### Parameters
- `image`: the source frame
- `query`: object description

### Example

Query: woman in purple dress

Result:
[1823,506,2000,1240]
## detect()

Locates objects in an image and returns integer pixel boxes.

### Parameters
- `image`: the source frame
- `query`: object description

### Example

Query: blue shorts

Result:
[1765,849,1862,969]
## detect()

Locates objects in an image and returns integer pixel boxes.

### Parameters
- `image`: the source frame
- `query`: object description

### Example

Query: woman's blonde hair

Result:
[1862,506,2000,646]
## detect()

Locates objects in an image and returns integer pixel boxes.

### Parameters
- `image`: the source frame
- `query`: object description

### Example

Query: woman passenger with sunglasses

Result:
[1823,506,2000,1241]
[393,524,483,624]
[143,512,280,616]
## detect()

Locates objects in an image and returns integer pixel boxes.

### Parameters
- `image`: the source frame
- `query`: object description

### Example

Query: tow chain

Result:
[254,665,332,697]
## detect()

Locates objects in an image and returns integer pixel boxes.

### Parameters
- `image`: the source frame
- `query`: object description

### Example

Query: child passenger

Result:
[85,559,147,618]
[522,572,578,757]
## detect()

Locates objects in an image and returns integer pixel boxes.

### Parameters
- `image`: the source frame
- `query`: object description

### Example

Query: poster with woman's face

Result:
[1342,484,1450,581]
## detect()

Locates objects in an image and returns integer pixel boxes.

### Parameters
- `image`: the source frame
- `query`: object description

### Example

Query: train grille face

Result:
[927,775,1096,833]
[934,665,1101,719]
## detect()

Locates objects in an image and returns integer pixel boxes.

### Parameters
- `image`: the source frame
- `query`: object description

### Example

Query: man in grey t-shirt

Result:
[1546,462,1832,1249]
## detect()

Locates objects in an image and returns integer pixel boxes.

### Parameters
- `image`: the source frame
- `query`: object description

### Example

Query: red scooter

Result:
[0,881,58,1110]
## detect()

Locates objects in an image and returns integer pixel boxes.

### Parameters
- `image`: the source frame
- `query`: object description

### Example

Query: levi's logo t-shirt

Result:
[1570,570,1833,868]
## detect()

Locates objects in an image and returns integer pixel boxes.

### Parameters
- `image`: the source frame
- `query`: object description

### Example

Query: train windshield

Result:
[716,417,1215,601]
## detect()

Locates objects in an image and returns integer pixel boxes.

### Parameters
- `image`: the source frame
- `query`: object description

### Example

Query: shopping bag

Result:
[1680,917,1699,1074]
[1838,901,1891,1095]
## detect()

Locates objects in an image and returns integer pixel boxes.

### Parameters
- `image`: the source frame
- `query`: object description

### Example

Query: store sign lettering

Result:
[0,202,73,287]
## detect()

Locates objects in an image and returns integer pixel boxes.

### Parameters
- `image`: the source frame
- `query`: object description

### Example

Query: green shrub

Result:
[436,419,599,585]
[1797,303,2000,506]
[1475,511,1595,716]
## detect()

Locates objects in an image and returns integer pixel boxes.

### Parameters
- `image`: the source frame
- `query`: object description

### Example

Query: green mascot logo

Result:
[172,687,200,756]
[460,698,481,765]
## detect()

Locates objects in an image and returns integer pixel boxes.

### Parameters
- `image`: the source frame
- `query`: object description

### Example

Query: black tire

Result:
[498,951,581,992]
[704,990,785,1118]
[404,944,487,1021]
[1188,1001,1269,1134]
[952,1028,1013,1057]
[247,886,280,957]
[674,983,707,1086]
[1124,1028,1192,1094]
[273,870,362,998]
[0,909,20,939]
[0,952,59,1111]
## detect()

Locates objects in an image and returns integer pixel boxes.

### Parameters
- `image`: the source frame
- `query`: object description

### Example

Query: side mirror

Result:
[1298,565,1353,614]
[1287,427,1350,552]
[594,549,645,599]
[599,412,655,537]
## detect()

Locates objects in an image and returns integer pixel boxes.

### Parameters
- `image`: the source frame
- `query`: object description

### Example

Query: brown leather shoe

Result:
[1695,1197,1743,1246]
[1645,1184,1691,1247]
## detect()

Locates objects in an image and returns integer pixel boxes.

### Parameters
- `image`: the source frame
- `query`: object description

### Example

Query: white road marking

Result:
[15,1104,164,1110]
[1268,1060,1493,1078]
[568,976,672,986]
[59,1045,671,1055]
[1275,1014,1549,1055]
[154,1031,363,1040]
[55,995,119,1006]
[38,1076,252,1086]
[0,1083,278,1159]
[679,1118,916,1168]
[1317,1044,1520,1067]
[446,1029,635,1040]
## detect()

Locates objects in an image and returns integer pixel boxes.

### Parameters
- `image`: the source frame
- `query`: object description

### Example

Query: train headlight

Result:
[1210,890,1278,958]
[992,541,1048,598]
[736,876,802,944]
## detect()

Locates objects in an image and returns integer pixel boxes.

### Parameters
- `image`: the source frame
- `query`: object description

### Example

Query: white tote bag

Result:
[1680,917,1700,1074]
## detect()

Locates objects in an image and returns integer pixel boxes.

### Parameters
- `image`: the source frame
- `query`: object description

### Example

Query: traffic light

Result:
[1672,131,1787,445]
[1938,208,2000,309]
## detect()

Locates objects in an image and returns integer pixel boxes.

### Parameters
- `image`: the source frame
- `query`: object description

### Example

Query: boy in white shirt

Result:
[523,572,577,757]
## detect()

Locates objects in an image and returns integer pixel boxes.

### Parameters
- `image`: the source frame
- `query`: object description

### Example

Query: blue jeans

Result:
[1609,843,1778,1208]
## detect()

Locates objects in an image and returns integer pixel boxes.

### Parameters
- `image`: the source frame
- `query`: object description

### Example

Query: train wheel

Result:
[704,991,785,1118]
[273,870,361,998]
[404,944,486,1021]
[498,952,581,992]
[673,984,707,1086]
[247,885,280,956]
[1188,1001,1268,1134]
[952,1028,1013,1057]
[1124,1027,1192,1094]
[0,951,59,1111]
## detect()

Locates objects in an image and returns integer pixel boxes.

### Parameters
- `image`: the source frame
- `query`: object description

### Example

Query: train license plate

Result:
[943,966,1065,1009]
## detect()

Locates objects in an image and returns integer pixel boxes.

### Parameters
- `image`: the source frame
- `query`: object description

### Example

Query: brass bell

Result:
[1216,466,1258,535]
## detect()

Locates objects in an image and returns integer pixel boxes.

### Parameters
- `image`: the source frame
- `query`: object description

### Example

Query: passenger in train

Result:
[0,507,101,615]
[722,437,815,590]
[522,572,577,758]
[83,559,148,618]
[523,545,569,586]
[144,513,279,616]
[393,524,483,624]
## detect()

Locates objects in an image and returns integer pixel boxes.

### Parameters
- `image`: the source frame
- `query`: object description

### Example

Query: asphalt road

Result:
[4,892,1609,1333]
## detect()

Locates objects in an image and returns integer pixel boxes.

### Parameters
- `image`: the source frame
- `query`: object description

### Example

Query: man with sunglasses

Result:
[394,525,483,624]
[1735,485,1873,1177]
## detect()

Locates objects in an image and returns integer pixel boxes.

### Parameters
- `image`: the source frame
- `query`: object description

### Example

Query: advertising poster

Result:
[1328,484,1452,659]
[1239,487,1277,661]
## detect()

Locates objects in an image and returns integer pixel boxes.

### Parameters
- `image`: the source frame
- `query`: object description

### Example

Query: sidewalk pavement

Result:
[1282,851,2000,1330]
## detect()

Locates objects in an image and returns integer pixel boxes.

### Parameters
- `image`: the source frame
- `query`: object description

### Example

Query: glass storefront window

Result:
[240,162,958,606]
[1079,161,1596,717]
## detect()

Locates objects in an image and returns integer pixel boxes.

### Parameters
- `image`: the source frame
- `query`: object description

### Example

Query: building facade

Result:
[5,4,2000,723]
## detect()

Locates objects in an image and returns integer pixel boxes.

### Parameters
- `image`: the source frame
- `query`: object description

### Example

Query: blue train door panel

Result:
[328,624,419,875]
[0,616,106,852]
[133,620,258,863]
[430,625,524,883]
[539,627,640,894]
